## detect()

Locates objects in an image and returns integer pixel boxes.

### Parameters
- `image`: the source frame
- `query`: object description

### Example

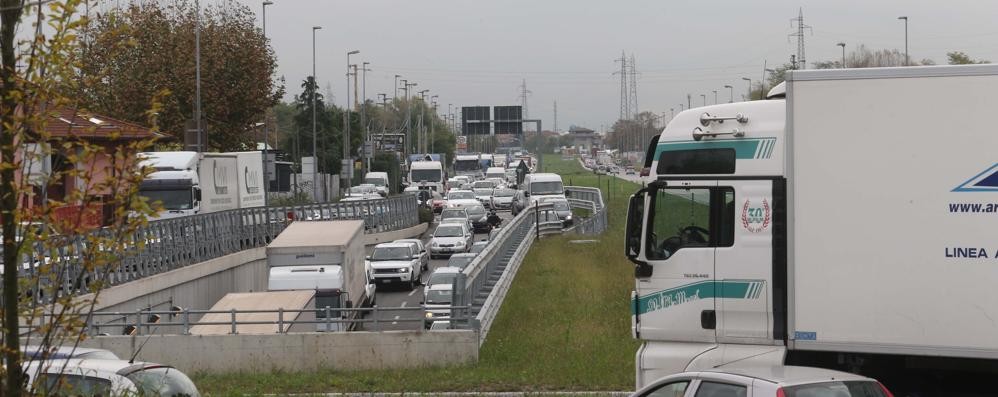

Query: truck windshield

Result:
[646,188,734,260]
[426,289,452,305]
[530,181,564,196]
[140,189,193,211]
[454,160,481,172]
[364,177,386,186]
[411,169,442,182]
[371,247,411,261]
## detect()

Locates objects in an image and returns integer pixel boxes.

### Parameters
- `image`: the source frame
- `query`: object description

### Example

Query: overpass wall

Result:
[81,330,478,373]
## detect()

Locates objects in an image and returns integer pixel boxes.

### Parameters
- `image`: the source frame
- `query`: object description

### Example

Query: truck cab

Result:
[626,98,788,387]
[408,160,445,192]
[138,152,202,219]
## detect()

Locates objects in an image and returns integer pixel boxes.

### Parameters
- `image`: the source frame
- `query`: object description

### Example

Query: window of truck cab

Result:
[645,186,735,260]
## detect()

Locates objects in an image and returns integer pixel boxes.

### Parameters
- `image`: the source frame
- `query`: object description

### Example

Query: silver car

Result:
[633,366,892,397]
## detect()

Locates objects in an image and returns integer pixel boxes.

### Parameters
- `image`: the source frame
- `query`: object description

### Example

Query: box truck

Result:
[625,65,998,396]
[266,220,375,331]
[139,151,265,219]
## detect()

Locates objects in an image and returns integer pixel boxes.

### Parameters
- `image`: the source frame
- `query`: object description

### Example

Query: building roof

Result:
[46,107,166,140]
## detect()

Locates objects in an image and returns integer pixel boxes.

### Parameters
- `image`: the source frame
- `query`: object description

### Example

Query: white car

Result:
[422,282,454,328]
[428,223,473,259]
[490,188,515,210]
[423,266,461,302]
[445,190,478,208]
[472,187,493,206]
[368,242,422,290]
[632,366,893,397]
[394,238,429,271]
[23,358,201,396]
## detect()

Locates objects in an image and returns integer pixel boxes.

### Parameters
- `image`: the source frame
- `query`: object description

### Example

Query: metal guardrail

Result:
[72,305,471,336]
[21,195,419,303]
[565,186,607,235]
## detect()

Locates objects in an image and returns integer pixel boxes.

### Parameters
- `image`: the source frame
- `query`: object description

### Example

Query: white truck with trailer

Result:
[139,151,265,219]
[408,160,445,192]
[266,220,375,331]
[625,65,998,396]
[453,153,484,179]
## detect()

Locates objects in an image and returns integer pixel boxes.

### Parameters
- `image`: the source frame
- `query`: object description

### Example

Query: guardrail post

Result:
[325,307,332,331]
[278,308,284,334]
[135,309,143,336]
[373,305,380,331]
[230,308,237,334]
[182,309,190,335]
[534,202,540,240]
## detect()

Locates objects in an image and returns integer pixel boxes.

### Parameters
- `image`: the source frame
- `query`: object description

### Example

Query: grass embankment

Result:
[194,155,643,395]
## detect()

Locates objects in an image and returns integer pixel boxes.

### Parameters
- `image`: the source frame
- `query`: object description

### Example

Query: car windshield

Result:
[493,189,514,197]
[371,246,411,261]
[435,225,464,237]
[426,289,452,305]
[465,206,485,217]
[364,177,386,186]
[139,189,192,211]
[530,181,564,196]
[448,255,475,269]
[551,200,570,211]
[441,210,466,220]
[472,181,495,189]
[454,159,481,172]
[470,243,487,254]
[125,367,201,397]
[428,272,458,286]
[448,191,475,200]
[411,169,442,182]
[473,188,492,195]
[782,381,889,397]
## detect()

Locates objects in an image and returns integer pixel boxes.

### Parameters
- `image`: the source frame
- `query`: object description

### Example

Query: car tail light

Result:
[878,382,894,397]
[640,167,650,177]
[776,388,786,397]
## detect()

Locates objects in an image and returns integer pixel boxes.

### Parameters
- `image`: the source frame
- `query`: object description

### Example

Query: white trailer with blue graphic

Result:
[626,65,998,396]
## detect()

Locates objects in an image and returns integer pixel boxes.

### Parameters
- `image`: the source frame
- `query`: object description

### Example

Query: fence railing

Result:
[21,195,419,303]
[565,186,608,235]
[67,305,472,336]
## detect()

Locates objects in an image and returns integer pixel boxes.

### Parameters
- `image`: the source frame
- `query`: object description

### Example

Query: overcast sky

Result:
[230,0,998,133]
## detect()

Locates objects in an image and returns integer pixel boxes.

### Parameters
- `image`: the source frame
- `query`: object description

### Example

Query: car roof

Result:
[702,365,873,386]
[431,266,462,274]
[449,253,477,258]
[394,239,422,245]
[374,242,412,248]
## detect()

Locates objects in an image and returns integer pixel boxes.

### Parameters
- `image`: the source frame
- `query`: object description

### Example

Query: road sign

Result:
[494,106,523,134]
[461,106,490,135]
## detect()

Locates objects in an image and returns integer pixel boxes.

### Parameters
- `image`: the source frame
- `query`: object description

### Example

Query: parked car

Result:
[428,223,473,259]
[23,358,201,396]
[631,366,893,397]
[490,188,515,210]
[368,242,422,290]
[446,253,477,270]
[394,238,429,271]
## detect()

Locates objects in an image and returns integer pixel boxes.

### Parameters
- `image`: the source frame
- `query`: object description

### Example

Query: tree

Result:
[947,51,989,65]
[80,0,283,151]
[1,1,160,394]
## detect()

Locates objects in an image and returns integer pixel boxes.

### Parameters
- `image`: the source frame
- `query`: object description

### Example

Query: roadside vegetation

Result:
[194,155,643,395]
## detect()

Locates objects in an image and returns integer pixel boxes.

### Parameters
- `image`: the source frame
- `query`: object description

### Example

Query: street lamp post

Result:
[394,75,401,102]
[345,50,360,193]
[741,77,752,100]
[430,95,438,154]
[195,0,203,152]
[723,85,733,103]
[700,94,706,107]
[418,89,429,153]
[361,61,370,173]
[311,26,321,202]
[898,16,908,66]
[837,42,846,68]
[712,90,718,105]
[261,1,273,206]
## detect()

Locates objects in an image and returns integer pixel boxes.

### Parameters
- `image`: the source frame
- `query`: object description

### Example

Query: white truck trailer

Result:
[266,220,374,331]
[625,65,998,396]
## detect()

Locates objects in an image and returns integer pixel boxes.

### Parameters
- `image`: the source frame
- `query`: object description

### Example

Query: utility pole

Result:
[519,79,531,123]
[195,0,203,152]
[628,54,639,117]
[394,74,401,102]
[261,0,273,206]
[553,101,558,133]
[361,62,371,173]
[311,26,321,202]
[837,42,846,68]
[614,51,628,120]
[345,50,359,193]
[789,8,812,70]
[898,16,909,66]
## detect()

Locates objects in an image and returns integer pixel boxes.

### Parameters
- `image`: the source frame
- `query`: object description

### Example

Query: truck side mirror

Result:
[193,187,202,201]
[365,255,371,260]
[626,189,652,278]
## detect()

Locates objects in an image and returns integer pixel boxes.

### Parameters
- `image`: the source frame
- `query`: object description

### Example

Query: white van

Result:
[484,167,506,181]
[522,173,565,205]
[363,171,390,196]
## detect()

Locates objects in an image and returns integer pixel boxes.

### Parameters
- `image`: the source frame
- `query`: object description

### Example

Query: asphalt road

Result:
[361,210,513,331]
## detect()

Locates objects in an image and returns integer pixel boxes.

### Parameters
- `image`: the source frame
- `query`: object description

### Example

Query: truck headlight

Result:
[425,312,434,319]
[398,267,408,273]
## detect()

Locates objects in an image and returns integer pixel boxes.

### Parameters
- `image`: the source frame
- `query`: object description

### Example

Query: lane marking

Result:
[408,289,417,297]
[400,301,408,308]
[392,315,399,325]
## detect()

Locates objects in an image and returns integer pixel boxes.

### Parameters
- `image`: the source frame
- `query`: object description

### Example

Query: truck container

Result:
[265,220,374,331]
[625,64,998,395]
[139,151,264,219]
[225,151,265,209]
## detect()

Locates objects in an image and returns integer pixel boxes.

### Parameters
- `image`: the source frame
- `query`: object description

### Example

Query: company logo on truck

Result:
[741,199,771,233]
[212,160,229,195]
[952,163,998,192]
[244,165,260,194]
[633,280,765,315]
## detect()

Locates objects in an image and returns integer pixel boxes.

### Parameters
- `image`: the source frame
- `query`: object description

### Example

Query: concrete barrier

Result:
[81,330,479,373]
[362,222,428,246]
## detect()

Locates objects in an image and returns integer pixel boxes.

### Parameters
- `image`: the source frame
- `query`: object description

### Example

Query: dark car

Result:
[510,190,528,216]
